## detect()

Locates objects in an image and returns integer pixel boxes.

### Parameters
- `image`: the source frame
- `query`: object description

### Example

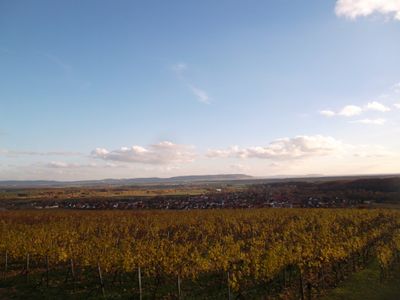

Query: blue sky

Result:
[1,0,400,180]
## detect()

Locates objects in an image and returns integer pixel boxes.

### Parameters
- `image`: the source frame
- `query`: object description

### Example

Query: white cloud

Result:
[394,103,400,109]
[207,135,346,160]
[365,101,391,112]
[319,110,336,117]
[338,105,363,117]
[207,135,392,161]
[321,82,400,119]
[189,85,211,104]
[320,101,390,119]
[335,0,400,21]
[92,141,196,164]
[351,118,386,125]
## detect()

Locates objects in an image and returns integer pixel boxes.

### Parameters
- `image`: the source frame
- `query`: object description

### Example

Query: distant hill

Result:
[0,174,254,188]
[317,177,400,193]
[2,173,400,189]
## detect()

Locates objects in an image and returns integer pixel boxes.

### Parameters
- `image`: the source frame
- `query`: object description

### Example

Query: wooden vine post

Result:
[25,253,30,283]
[70,258,76,291]
[177,274,182,300]
[227,271,232,300]
[97,262,105,298]
[46,254,50,287]
[306,281,312,300]
[299,267,305,300]
[138,266,143,300]
[4,250,8,279]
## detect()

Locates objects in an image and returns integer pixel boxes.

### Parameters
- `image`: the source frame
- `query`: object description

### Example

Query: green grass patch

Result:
[323,261,400,300]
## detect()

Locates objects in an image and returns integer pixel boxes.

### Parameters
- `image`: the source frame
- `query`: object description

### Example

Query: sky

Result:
[1,0,400,180]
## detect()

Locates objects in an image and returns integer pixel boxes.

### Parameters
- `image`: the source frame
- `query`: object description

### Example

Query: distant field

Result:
[370,203,400,210]
[0,186,229,201]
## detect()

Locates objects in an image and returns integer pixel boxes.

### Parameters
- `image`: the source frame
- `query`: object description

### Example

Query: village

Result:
[16,185,368,210]
[2,176,396,210]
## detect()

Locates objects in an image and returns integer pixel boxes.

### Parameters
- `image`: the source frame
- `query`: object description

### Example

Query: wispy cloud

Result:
[351,118,386,125]
[0,47,12,54]
[335,0,400,21]
[319,110,336,117]
[229,163,249,172]
[0,150,83,157]
[189,85,211,104]
[171,63,187,77]
[43,53,72,73]
[171,62,211,104]
[393,82,400,93]
[46,161,96,169]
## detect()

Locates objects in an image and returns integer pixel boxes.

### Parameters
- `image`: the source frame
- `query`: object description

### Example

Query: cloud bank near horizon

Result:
[207,135,391,160]
[0,134,397,180]
[91,141,196,165]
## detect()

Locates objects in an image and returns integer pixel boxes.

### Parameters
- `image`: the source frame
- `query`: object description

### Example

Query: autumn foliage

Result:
[1,209,399,298]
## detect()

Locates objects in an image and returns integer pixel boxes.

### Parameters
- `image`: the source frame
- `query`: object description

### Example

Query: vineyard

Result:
[1,209,400,299]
